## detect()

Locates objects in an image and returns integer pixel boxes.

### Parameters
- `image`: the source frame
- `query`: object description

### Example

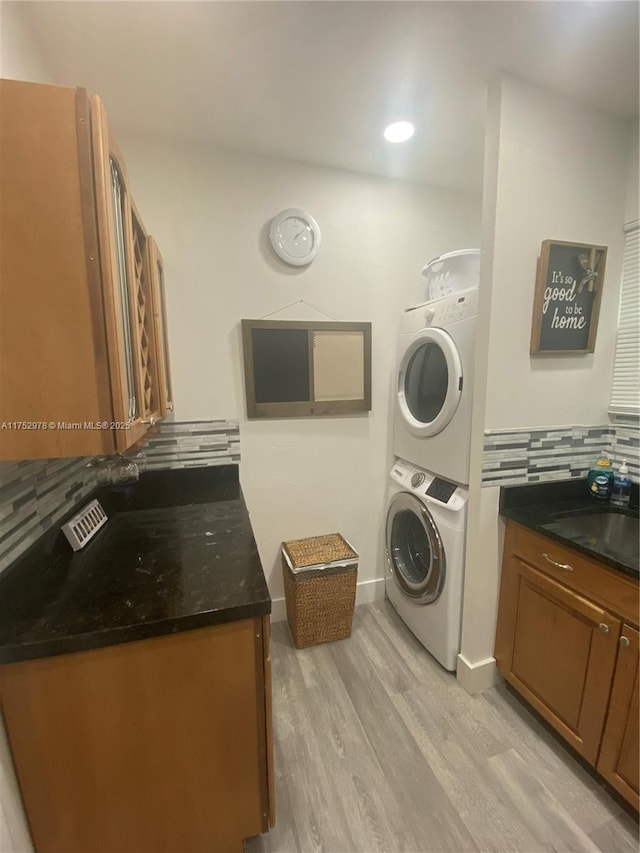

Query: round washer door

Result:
[397,328,463,437]
[386,492,446,604]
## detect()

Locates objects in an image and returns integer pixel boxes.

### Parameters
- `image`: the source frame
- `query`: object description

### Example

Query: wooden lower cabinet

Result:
[597,624,640,810]
[498,557,620,763]
[0,617,274,853]
[496,521,639,809]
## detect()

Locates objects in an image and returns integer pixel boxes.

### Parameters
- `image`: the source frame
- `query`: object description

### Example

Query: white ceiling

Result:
[15,0,640,192]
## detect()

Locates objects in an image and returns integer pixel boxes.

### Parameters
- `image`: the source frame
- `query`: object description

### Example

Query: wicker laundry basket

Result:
[282,533,358,649]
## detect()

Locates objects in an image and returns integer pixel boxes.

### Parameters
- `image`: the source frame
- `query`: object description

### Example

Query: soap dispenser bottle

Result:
[587,457,613,501]
[610,460,632,508]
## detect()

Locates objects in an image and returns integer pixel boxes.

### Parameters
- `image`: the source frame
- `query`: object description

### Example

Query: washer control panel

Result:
[426,477,457,504]
[390,458,467,511]
[391,460,412,483]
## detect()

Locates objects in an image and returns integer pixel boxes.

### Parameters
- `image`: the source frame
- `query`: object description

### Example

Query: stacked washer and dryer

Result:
[385,250,480,671]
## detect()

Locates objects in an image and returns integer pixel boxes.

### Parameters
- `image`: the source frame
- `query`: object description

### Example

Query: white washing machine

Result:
[385,458,468,672]
[393,286,478,486]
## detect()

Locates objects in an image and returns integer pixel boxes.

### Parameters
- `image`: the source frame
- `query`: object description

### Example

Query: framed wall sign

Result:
[530,240,607,355]
[241,319,372,418]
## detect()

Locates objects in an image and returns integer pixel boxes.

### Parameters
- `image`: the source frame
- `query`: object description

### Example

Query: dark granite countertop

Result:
[500,478,639,579]
[0,466,271,664]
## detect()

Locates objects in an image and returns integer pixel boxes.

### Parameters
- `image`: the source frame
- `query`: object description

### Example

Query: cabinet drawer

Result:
[511,524,639,627]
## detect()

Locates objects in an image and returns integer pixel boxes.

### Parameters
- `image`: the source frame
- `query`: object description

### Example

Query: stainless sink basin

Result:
[541,509,639,571]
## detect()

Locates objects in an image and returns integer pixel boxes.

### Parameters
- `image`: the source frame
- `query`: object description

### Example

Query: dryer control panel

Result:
[406,286,479,328]
[423,288,479,327]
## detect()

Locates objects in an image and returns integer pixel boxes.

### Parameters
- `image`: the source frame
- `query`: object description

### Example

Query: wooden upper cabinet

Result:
[147,238,174,417]
[0,79,172,460]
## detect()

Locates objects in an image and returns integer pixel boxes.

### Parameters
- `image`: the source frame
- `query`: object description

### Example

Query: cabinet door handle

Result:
[542,553,574,572]
[620,635,630,647]
[142,417,156,426]
[598,623,610,634]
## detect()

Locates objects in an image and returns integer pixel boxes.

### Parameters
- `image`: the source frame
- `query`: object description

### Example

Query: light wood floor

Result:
[246,600,639,853]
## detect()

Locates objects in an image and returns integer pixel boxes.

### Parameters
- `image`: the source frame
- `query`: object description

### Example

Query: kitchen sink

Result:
[541,508,639,570]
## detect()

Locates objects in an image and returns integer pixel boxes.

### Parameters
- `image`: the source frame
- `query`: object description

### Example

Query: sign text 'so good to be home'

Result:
[530,240,607,355]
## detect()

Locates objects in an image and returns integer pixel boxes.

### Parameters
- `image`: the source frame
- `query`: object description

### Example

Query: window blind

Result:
[609,222,640,417]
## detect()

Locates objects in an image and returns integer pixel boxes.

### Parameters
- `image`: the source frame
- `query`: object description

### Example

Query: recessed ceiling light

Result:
[384,121,415,143]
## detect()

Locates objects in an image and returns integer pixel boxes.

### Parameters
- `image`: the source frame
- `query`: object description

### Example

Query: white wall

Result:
[0,1,51,82]
[117,133,481,608]
[626,119,639,225]
[459,75,630,689]
[484,77,627,431]
[457,79,504,694]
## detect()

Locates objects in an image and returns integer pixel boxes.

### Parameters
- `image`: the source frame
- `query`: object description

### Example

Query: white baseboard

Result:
[456,653,500,694]
[355,577,386,606]
[269,577,386,624]
[270,597,288,623]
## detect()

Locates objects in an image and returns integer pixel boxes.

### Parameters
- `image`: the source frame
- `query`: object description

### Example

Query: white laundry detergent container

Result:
[421,249,480,302]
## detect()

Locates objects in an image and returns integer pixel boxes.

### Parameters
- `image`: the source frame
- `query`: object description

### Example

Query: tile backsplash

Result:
[0,419,240,574]
[1,416,634,573]
[0,457,97,574]
[142,420,240,469]
[610,422,640,477]
[482,422,639,487]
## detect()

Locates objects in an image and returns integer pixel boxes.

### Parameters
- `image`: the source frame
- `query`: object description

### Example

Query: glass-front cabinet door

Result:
[90,93,161,450]
[147,237,174,417]
[109,157,138,427]
[124,201,161,426]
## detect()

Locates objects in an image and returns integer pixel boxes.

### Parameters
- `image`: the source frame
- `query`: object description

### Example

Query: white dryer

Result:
[393,286,478,486]
[385,458,468,672]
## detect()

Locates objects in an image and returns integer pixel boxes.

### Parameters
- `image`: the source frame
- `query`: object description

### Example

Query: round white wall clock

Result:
[269,208,321,267]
